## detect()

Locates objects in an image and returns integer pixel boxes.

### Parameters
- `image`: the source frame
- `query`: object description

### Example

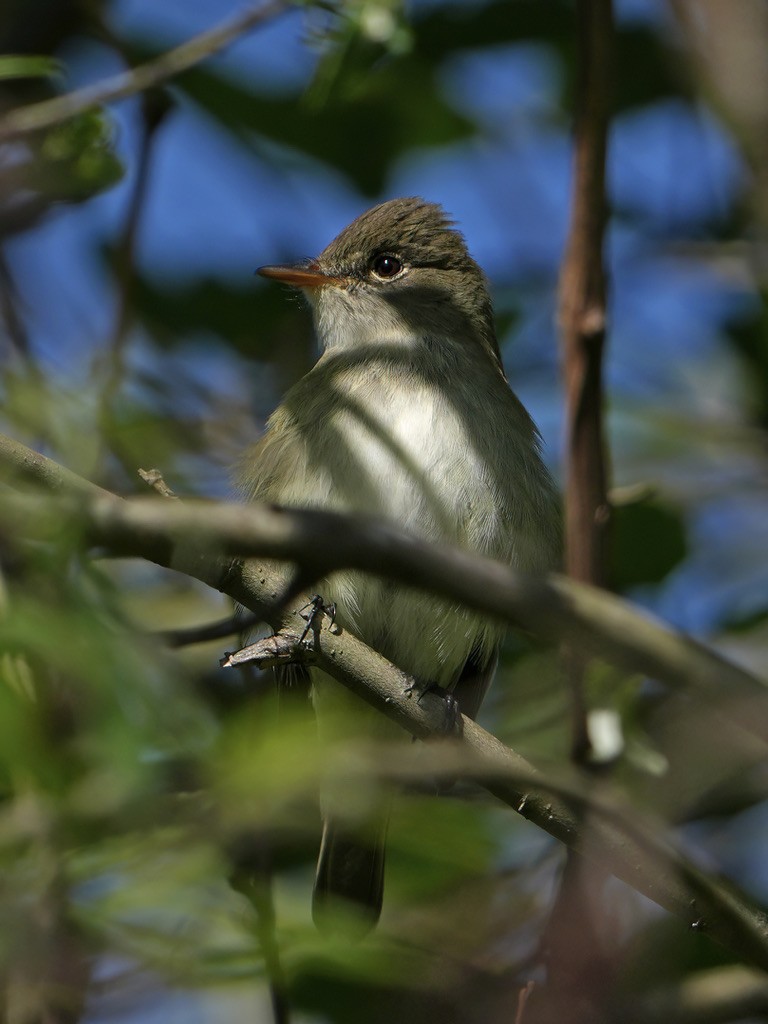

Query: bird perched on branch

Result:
[240,197,559,933]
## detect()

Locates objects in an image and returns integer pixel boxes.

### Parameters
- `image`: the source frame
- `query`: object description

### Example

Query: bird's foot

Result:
[403,678,463,737]
[297,595,337,646]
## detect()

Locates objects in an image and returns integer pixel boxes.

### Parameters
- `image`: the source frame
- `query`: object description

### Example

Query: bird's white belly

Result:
[317,383,508,682]
[330,382,500,548]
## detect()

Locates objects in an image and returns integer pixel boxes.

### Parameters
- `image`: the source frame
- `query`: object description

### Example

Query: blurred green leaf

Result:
[610,497,687,590]
[0,1,764,1017]
[178,57,472,195]
[0,53,63,81]
[37,107,124,200]
[0,105,125,218]
[492,644,568,762]
[130,274,304,358]
[611,26,692,110]
[414,1,683,112]
[414,0,573,58]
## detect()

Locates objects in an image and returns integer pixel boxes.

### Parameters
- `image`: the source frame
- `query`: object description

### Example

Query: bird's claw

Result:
[403,679,463,737]
[298,595,336,646]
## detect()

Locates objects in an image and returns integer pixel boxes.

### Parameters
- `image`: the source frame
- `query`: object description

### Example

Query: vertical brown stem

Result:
[558,0,614,761]
[537,7,617,1016]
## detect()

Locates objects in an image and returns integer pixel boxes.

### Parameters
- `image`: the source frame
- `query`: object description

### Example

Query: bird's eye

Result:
[370,254,403,279]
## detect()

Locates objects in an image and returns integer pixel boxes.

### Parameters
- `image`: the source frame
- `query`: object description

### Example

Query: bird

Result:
[239,196,560,932]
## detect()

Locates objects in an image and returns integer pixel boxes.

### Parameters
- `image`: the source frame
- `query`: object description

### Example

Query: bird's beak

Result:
[257,262,343,289]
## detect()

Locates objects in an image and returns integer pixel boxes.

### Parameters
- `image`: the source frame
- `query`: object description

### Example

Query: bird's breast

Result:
[248,354,556,681]
[327,375,498,546]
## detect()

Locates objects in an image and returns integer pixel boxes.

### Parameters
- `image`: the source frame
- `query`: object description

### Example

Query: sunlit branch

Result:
[0,431,765,717]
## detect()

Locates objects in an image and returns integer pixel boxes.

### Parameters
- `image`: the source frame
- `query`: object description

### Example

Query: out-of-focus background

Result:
[1,1,768,1021]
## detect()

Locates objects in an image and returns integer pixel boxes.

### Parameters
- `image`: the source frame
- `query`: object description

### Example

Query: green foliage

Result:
[179,57,472,197]
[0,1,767,1022]
[35,108,124,201]
[610,496,687,589]
[0,54,63,81]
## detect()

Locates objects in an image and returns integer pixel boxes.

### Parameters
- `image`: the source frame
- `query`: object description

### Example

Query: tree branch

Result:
[0,432,113,500]
[551,6,615,1004]
[97,90,171,477]
[3,433,768,966]
[163,611,256,648]
[558,0,614,772]
[80,500,768,728]
[218,622,768,970]
[0,431,766,720]
[558,0,613,591]
[0,0,290,143]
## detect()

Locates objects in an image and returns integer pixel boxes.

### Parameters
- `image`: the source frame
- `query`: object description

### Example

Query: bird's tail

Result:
[312,810,390,936]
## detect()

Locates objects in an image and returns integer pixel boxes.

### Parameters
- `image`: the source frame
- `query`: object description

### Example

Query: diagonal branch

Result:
[2,431,768,966]
[219,620,768,970]
[235,622,768,972]
[0,0,290,144]
[0,431,766,718]
[223,632,768,970]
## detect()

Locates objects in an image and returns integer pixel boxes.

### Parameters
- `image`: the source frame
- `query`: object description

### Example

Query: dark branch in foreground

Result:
[219,625,768,972]
[2,431,768,967]
[162,612,257,648]
[1,431,767,728]
[62,497,768,723]
[0,430,766,724]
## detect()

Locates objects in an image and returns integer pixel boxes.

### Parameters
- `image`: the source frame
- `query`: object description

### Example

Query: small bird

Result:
[240,197,559,931]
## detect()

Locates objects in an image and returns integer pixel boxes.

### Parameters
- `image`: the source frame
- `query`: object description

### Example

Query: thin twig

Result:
[558,0,614,763]
[163,611,258,647]
[0,0,291,143]
[515,981,535,1024]
[237,855,292,1024]
[138,468,179,499]
[0,432,114,499]
[559,0,613,589]
[551,5,615,1011]
[99,92,170,444]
